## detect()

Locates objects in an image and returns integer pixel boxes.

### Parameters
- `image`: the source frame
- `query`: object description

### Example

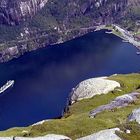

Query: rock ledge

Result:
[77,128,122,140]
[71,77,120,103]
[128,108,140,124]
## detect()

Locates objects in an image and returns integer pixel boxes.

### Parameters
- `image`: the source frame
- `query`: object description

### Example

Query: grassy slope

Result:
[0,74,140,139]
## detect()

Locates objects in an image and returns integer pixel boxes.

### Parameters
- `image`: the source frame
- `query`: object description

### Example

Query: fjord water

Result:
[0,30,140,130]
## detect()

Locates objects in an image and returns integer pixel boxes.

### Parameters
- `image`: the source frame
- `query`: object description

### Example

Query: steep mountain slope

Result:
[0,0,128,26]
[0,0,48,25]
[118,0,140,31]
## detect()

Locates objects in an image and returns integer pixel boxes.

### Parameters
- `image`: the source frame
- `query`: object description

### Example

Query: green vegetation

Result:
[0,73,140,139]
[118,1,140,32]
[117,122,140,140]
[0,25,21,42]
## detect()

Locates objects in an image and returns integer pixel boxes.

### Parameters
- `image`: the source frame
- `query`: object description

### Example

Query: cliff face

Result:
[66,0,128,25]
[0,0,48,25]
[0,0,128,25]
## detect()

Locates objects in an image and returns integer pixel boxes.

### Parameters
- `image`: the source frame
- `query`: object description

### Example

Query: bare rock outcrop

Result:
[0,138,13,140]
[0,134,71,140]
[15,134,71,140]
[70,77,120,103]
[128,108,140,124]
[77,128,122,140]
[90,92,140,118]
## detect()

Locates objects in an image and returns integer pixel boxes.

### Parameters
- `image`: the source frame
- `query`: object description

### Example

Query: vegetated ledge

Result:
[0,73,140,139]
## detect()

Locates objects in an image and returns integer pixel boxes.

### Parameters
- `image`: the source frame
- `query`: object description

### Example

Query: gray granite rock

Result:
[0,138,13,140]
[90,92,140,118]
[128,108,140,124]
[15,134,71,140]
[71,77,120,103]
[77,128,122,140]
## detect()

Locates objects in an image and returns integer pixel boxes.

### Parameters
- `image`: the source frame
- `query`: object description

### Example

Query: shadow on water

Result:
[0,30,139,130]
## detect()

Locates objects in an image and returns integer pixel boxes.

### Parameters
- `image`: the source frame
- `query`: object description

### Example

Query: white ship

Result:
[0,80,14,94]
[136,51,140,55]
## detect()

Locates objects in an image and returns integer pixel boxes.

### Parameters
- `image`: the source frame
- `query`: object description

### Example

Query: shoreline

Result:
[95,24,140,51]
[0,24,139,63]
[0,27,96,63]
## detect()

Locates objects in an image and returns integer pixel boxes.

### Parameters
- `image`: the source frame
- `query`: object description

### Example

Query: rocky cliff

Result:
[0,0,48,25]
[0,0,128,25]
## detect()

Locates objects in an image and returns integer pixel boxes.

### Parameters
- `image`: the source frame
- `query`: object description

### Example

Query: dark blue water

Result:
[0,30,140,130]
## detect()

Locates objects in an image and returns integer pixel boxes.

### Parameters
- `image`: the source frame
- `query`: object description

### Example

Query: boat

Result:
[136,51,140,55]
[105,31,112,34]
[0,80,14,94]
